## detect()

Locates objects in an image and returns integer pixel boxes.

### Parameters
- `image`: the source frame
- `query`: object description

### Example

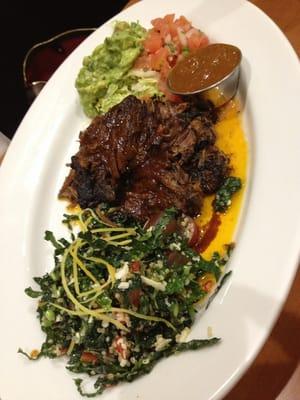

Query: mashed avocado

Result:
[76,21,162,117]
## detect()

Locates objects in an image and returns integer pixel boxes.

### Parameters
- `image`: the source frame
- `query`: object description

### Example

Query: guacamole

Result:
[76,21,162,117]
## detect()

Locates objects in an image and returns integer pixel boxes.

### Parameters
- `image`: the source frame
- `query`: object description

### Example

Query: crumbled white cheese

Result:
[102,320,109,328]
[169,242,181,251]
[141,276,166,291]
[119,358,129,367]
[149,260,163,269]
[74,332,81,343]
[115,262,129,281]
[175,327,191,343]
[180,216,189,227]
[114,312,131,328]
[55,315,62,323]
[114,292,121,301]
[153,335,172,352]
[118,281,130,290]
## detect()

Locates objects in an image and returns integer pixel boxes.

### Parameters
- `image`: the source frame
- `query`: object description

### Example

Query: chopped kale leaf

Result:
[213,177,242,213]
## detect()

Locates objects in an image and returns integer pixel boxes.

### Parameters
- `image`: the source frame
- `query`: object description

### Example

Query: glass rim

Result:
[23,27,96,87]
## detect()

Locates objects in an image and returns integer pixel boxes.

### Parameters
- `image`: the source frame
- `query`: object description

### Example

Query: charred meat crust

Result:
[59,95,229,220]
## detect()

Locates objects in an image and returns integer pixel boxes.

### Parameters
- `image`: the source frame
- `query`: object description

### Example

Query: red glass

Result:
[23,28,95,102]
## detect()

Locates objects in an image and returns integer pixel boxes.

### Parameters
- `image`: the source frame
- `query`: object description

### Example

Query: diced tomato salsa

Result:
[134,14,209,100]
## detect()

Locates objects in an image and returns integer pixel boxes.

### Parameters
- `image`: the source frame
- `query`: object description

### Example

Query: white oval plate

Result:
[1,1,300,399]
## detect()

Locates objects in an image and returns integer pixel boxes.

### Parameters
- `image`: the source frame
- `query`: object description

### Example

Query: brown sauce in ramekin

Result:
[168,43,241,93]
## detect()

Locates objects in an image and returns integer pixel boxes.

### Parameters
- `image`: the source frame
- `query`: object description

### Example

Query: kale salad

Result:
[21,207,233,397]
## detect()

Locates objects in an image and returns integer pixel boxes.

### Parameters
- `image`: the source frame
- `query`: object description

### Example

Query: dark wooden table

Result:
[124,1,300,399]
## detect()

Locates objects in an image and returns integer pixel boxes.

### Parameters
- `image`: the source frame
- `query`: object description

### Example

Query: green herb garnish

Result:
[213,177,242,213]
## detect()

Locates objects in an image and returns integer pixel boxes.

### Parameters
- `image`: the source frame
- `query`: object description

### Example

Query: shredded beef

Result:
[188,146,230,194]
[59,95,229,220]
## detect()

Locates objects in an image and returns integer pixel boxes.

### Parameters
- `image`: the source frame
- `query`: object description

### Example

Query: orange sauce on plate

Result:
[196,99,248,258]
